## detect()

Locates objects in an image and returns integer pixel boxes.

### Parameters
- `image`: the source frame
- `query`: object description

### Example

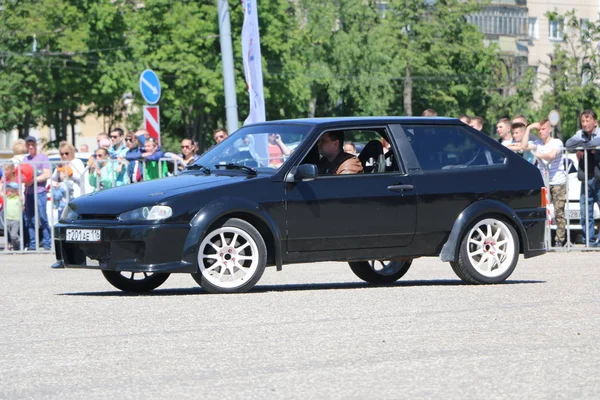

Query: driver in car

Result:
[317,131,363,175]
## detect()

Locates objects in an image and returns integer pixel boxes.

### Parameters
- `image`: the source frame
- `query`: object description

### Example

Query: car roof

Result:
[246,116,462,128]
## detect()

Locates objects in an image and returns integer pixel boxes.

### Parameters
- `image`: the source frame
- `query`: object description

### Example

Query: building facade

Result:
[469,0,600,106]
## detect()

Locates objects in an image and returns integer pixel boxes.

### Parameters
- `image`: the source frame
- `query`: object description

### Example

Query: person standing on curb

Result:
[23,136,51,251]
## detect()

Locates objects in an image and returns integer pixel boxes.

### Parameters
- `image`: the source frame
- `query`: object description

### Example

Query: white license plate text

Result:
[66,229,101,242]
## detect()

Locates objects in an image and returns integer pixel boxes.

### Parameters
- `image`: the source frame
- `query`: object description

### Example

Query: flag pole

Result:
[217,0,239,134]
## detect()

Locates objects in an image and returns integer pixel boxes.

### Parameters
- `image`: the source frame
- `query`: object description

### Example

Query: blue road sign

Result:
[139,69,161,104]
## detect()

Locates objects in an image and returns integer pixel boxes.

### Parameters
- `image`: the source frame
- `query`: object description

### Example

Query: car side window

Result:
[402,125,505,171]
[299,128,401,176]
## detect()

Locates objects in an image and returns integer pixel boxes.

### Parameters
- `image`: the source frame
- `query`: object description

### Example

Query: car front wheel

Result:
[192,218,267,294]
[102,271,170,292]
[348,259,412,284]
[451,217,519,284]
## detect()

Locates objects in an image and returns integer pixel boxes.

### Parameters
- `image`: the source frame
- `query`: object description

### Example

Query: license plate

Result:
[567,210,580,220]
[66,229,101,242]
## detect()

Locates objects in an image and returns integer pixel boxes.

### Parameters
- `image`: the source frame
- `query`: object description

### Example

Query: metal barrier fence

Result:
[545,146,600,252]
[0,157,182,253]
[1,148,599,254]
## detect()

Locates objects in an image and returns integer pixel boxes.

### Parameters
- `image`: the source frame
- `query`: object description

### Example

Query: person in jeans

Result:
[23,136,51,250]
[520,119,568,247]
[565,109,600,246]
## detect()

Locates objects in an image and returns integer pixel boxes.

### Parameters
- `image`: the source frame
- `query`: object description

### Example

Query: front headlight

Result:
[118,206,173,221]
[61,205,79,221]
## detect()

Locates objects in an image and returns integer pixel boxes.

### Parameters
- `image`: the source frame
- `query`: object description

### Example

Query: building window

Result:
[548,18,563,41]
[580,18,591,41]
[376,1,387,15]
[528,17,538,39]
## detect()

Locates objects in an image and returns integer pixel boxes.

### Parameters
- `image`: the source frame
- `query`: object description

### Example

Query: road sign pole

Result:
[143,105,161,145]
[218,0,239,134]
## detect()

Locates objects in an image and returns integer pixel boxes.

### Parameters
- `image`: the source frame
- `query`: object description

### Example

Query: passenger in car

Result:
[381,137,391,154]
[343,142,357,155]
[316,131,363,175]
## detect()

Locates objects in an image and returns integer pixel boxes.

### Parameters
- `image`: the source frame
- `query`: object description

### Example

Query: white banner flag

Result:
[241,0,266,125]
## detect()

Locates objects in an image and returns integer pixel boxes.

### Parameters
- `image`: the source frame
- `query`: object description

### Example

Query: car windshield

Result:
[191,124,313,173]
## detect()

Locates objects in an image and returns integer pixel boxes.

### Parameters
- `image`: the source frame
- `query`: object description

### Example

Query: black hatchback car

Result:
[52,117,546,293]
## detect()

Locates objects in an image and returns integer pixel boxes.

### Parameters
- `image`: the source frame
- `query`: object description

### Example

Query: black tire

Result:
[451,216,519,284]
[348,259,412,284]
[192,218,267,294]
[102,271,170,293]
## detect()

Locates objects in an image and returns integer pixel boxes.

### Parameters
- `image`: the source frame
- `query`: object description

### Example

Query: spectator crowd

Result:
[0,127,215,251]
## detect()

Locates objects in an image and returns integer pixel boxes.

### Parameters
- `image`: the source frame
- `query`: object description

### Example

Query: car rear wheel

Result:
[348,259,412,284]
[101,271,170,292]
[451,217,519,284]
[192,218,266,294]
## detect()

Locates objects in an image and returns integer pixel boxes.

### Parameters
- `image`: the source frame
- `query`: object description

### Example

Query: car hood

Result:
[70,173,262,215]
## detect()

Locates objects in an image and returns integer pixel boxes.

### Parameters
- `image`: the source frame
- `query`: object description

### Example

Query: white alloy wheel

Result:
[465,218,516,278]
[197,225,261,290]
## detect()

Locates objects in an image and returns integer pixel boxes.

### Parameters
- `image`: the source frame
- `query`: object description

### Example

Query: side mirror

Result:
[285,164,318,182]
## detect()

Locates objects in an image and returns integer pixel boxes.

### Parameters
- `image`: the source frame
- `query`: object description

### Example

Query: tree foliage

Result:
[4,0,588,151]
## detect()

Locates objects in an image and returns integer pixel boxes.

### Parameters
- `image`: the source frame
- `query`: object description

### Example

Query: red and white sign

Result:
[143,105,160,145]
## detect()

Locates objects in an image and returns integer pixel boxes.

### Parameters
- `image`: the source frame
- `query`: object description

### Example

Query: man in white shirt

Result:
[497,118,513,145]
[520,119,567,246]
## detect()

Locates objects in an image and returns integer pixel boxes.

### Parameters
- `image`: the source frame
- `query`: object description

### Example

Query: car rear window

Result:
[402,124,506,171]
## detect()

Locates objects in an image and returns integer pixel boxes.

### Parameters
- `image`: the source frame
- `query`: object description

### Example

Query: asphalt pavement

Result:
[0,252,598,399]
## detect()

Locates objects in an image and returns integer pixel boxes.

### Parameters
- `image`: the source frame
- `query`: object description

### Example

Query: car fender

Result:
[182,197,283,271]
[439,199,527,262]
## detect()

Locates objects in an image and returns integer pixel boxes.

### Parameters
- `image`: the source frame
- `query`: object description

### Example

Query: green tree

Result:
[539,10,600,140]
[385,0,499,119]
[124,0,224,151]
[0,0,132,147]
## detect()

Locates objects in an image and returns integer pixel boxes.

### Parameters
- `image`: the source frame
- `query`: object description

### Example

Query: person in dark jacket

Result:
[565,109,600,246]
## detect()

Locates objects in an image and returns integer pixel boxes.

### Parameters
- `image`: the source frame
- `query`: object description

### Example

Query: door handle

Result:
[387,184,414,192]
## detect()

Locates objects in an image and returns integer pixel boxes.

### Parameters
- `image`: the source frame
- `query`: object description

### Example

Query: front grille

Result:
[79,214,117,220]
[63,242,111,265]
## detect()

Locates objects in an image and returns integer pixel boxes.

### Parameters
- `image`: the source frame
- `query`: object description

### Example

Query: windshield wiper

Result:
[186,164,211,174]
[213,163,257,176]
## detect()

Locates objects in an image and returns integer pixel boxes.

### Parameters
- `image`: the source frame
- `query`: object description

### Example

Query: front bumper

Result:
[53,222,195,273]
